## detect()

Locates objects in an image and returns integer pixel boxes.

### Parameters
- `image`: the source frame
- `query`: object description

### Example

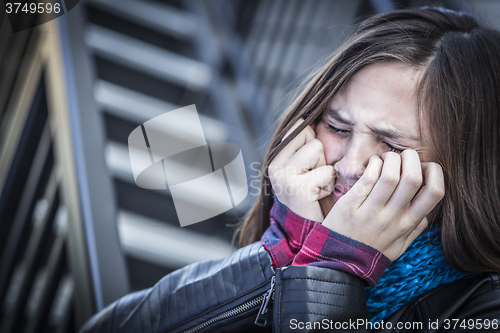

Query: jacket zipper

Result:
[180,276,276,333]
[254,275,276,327]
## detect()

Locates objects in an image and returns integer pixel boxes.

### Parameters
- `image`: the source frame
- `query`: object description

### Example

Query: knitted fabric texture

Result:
[365,225,468,323]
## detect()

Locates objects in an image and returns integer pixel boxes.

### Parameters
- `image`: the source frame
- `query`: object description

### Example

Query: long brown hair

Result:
[236,7,500,274]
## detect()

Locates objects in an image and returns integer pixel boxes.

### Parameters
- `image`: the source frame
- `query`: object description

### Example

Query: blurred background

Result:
[0,0,498,332]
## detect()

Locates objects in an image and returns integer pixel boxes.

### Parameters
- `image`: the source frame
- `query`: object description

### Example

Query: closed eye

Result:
[327,124,350,134]
[383,142,404,154]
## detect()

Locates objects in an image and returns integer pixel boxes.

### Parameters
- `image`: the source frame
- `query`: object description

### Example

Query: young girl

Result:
[81,7,500,332]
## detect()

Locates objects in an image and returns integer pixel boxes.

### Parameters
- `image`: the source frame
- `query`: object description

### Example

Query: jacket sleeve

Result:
[79,289,151,333]
[79,243,373,333]
[273,265,371,333]
[79,242,276,333]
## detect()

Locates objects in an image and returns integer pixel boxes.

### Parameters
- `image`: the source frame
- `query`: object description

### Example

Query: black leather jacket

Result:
[80,242,500,332]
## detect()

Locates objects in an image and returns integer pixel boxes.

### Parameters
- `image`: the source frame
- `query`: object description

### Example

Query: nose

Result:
[334,137,375,182]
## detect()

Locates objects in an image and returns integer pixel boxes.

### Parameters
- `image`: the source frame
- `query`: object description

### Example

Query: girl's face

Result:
[316,62,430,215]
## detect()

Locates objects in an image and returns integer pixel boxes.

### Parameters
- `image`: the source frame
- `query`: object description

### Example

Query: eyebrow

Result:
[367,126,418,141]
[326,108,420,141]
[327,109,354,126]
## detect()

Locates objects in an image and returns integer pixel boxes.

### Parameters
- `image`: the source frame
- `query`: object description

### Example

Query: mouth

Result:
[334,183,350,195]
[332,183,350,202]
[320,182,351,214]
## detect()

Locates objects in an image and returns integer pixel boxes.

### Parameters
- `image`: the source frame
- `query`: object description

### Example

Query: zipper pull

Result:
[254,276,276,327]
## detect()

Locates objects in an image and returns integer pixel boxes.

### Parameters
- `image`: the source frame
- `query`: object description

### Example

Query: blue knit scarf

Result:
[365,225,469,322]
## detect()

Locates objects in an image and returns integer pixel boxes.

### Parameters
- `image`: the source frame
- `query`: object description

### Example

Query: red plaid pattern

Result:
[261,198,391,286]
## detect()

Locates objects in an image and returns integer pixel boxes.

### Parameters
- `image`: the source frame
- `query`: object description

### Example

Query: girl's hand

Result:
[322,150,445,261]
[268,119,335,222]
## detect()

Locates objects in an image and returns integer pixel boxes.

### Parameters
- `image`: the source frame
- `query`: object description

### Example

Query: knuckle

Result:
[403,173,422,188]
[427,161,443,173]
[322,171,335,183]
[429,185,445,200]
[380,173,400,186]
[362,172,378,185]
[324,164,334,173]
[310,139,324,151]
[369,155,382,164]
